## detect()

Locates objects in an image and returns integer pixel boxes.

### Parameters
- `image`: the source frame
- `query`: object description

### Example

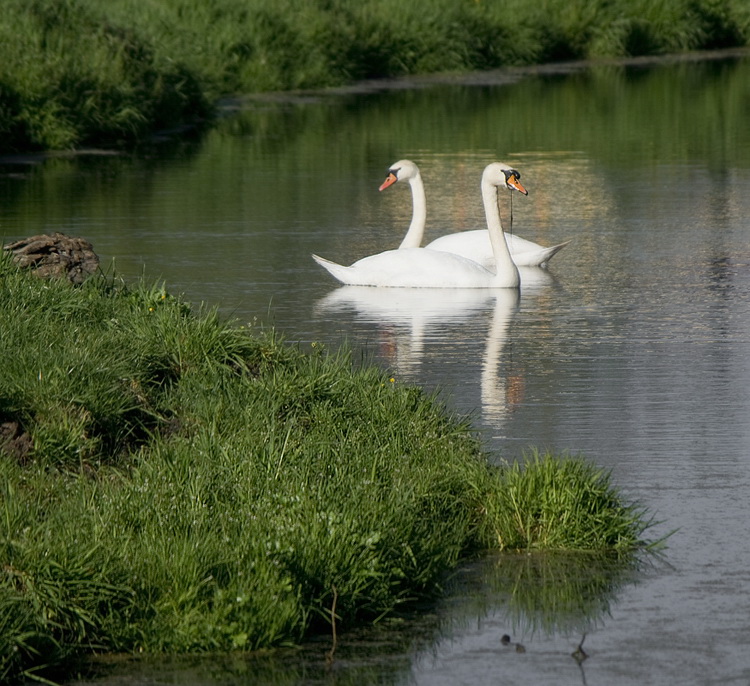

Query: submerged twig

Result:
[572,633,588,664]
[325,585,338,668]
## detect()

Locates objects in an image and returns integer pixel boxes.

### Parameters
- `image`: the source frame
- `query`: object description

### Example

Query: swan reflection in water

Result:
[315,267,554,428]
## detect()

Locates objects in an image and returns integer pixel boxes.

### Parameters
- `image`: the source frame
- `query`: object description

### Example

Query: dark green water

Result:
[3,49,750,685]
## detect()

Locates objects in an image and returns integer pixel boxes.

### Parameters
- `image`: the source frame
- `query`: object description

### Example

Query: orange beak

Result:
[507,174,528,196]
[379,172,398,192]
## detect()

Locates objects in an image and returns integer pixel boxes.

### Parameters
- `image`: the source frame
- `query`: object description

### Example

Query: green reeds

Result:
[479,451,656,550]
[1,0,748,151]
[1,253,656,682]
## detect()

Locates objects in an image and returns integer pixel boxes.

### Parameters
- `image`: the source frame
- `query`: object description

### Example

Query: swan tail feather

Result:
[513,240,571,267]
[539,240,571,265]
[312,254,355,284]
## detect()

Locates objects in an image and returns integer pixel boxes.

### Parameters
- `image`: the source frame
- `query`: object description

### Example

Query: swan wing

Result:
[426,230,495,268]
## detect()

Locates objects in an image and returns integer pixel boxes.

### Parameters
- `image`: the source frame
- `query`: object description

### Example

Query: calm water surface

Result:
[3,51,750,685]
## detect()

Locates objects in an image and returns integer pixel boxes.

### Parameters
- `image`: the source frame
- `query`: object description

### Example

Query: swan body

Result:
[379,159,569,267]
[312,163,522,288]
[312,249,505,288]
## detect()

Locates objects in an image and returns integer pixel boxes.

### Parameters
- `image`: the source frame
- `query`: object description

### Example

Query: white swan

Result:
[379,159,569,268]
[312,163,523,288]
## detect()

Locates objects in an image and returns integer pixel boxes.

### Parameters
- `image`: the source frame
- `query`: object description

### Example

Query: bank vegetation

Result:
[1,0,748,151]
[0,252,658,683]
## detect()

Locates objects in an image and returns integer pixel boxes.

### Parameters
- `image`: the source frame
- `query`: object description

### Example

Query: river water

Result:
[3,50,750,685]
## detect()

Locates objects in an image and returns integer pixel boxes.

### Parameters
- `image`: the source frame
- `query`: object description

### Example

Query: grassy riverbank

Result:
[1,0,748,151]
[0,252,656,683]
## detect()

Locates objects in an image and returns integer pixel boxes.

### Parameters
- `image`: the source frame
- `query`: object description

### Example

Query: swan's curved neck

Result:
[482,179,520,287]
[397,172,427,249]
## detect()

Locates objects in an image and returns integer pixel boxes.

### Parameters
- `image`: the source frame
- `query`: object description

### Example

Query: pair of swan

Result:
[380,160,568,268]
[312,161,567,288]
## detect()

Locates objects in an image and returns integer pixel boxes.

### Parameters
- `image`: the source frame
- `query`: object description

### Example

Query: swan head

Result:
[483,162,528,195]
[379,159,420,191]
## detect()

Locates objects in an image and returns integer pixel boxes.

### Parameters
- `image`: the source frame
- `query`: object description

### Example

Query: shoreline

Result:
[2,46,748,166]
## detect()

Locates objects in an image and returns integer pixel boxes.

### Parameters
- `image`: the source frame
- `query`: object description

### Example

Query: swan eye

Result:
[503,170,523,188]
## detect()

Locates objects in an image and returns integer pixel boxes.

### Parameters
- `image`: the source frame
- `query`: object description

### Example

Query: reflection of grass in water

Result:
[76,553,642,685]
[483,550,641,638]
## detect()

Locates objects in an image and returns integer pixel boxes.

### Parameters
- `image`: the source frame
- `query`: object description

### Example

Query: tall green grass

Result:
[0,0,212,151]
[0,252,658,683]
[1,0,748,151]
